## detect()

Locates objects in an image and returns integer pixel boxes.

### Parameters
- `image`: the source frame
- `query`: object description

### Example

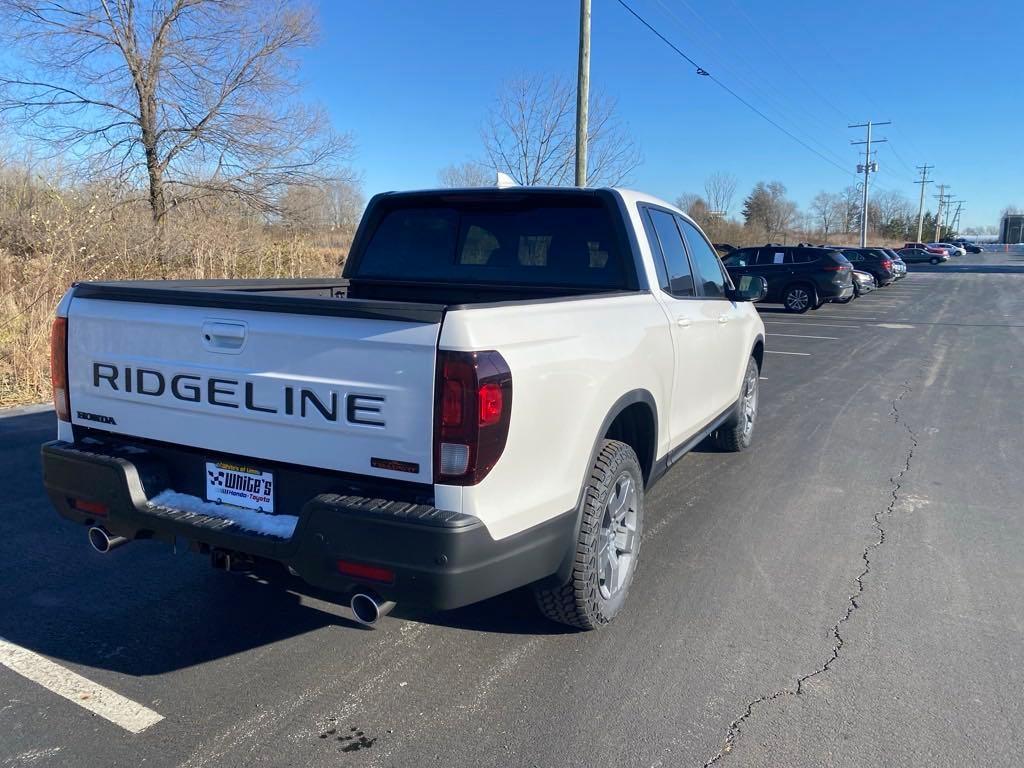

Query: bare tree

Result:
[279,179,363,231]
[0,0,354,226]
[836,185,861,234]
[809,191,838,241]
[674,193,705,216]
[703,172,737,216]
[438,161,492,188]
[481,75,641,187]
[873,189,913,230]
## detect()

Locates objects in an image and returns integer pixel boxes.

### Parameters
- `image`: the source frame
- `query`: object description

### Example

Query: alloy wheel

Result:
[598,472,639,599]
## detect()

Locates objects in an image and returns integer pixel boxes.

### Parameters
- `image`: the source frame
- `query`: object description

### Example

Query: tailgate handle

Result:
[202,320,247,353]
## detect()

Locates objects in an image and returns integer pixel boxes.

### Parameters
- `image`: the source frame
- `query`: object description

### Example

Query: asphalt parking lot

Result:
[2,253,1023,768]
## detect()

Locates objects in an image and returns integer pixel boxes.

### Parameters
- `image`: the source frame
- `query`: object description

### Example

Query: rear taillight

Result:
[823,264,848,271]
[434,350,512,485]
[881,259,893,269]
[50,317,70,422]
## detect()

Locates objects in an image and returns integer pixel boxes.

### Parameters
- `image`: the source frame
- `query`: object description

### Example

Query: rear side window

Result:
[791,249,820,264]
[678,218,727,298]
[755,248,788,266]
[645,209,695,297]
[356,201,629,288]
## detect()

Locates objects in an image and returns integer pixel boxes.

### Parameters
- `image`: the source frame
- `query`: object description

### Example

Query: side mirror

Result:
[728,275,767,302]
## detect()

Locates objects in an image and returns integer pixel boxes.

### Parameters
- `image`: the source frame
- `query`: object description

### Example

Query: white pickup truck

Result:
[42,187,767,629]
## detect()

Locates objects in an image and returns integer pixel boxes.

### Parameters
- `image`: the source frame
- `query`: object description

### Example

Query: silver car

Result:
[835,269,875,303]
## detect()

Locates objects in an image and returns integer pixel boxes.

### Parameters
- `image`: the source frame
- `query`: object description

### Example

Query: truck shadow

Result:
[0,410,573,679]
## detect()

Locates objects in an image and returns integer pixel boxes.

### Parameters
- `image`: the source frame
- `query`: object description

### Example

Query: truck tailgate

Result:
[66,297,440,483]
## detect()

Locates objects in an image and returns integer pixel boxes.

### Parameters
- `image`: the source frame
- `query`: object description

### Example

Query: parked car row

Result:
[720,243,907,313]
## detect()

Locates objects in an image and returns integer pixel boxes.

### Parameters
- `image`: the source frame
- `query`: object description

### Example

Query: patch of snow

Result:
[148,490,298,539]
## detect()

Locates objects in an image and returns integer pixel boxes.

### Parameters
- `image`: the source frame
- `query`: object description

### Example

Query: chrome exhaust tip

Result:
[350,592,396,627]
[88,526,127,554]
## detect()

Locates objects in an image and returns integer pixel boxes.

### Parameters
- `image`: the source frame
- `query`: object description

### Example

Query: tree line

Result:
[674,177,957,246]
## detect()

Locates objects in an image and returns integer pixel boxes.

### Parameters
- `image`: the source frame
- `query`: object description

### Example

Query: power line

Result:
[650,0,852,169]
[714,0,852,123]
[614,0,854,178]
[884,141,918,183]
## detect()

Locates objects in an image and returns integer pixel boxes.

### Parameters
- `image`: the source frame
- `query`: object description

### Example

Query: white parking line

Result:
[0,636,163,734]
[765,350,811,356]
[766,321,860,328]
[768,333,840,340]
[815,315,879,320]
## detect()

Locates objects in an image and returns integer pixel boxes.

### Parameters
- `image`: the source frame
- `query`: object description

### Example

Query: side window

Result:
[647,209,696,297]
[755,249,786,266]
[679,218,727,298]
[722,249,753,267]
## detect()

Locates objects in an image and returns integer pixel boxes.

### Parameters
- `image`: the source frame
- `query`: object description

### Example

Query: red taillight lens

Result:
[337,559,395,584]
[823,264,847,271]
[434,350,512,485]
[478,382,503,426]
[882,259,893,269]
[50,317,70,422]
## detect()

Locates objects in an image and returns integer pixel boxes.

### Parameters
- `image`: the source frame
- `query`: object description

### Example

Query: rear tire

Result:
[783,284,814,313]
[711,357,759,452]
[534,440,644,630]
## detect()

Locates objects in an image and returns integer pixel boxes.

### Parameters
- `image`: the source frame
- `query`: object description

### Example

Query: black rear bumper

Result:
[41,439,574,611]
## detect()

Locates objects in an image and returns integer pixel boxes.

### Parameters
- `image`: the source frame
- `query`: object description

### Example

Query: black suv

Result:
[839,248,896,286]
[721,244,854,313]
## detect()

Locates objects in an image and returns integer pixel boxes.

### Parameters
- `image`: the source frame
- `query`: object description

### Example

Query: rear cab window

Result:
[351,192,636,290]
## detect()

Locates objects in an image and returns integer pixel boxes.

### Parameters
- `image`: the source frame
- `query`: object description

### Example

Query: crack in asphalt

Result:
[702,379,919,766]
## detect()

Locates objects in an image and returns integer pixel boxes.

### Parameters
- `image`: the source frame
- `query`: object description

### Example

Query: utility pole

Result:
[944,199,960,232]
[850,120,890,246]
[951,202,964,235]
[575,0,591,187]
[933,185,948,241]
[914,164,933,242]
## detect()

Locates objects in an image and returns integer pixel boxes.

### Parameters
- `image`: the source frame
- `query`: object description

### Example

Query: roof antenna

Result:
[495,172,517,189]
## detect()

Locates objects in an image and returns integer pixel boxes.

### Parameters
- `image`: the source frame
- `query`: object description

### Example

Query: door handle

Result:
[676,317,691,328]
[202,320,247,353]
[718,315,730,324]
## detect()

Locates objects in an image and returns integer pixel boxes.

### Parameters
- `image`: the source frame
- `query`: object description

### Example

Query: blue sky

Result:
[305,0,1023,228]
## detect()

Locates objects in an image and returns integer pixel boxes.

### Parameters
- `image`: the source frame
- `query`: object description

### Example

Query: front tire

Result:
[930,257,940,265]
[711,356,759,452]
[534,440,644,630]
[783,284,813,313]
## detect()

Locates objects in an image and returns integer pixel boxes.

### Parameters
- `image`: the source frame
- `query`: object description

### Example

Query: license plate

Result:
[205,461,274,513]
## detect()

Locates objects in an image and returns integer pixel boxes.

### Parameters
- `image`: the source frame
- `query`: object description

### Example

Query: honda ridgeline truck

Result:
[42,187,767,629]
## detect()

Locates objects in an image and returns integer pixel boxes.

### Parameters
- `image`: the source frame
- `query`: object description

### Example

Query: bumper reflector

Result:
[337,560,395,584]
[71,498,109,517]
